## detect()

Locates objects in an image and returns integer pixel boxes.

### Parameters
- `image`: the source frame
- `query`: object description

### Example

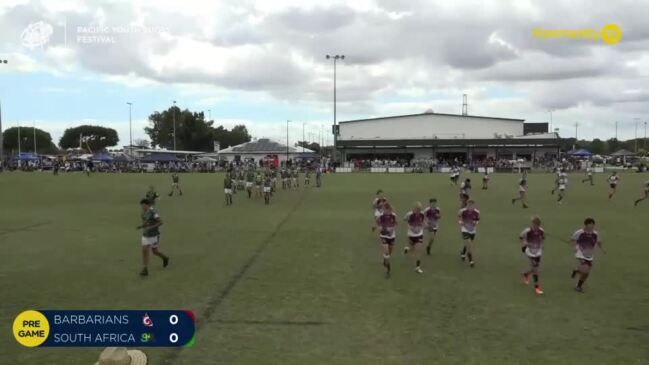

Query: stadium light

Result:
[326,54,345,166]
[172,100,177,151]
[126,102,133,150]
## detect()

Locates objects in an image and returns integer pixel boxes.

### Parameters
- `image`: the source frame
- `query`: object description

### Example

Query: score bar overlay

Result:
[13,310,195,347]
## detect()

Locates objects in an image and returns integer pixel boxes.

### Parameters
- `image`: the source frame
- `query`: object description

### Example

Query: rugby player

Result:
[403,202,425,274]
[512,172,529,208]
[168,173,183,197]
[376,203,397,277]
[607,172,619,199]
[458,200,480,267]
[570,218,605,292]
[519,216,545,295]
[633,180,649,206]
[136,198,169,277]
[224,174,234,206]
[423,198,441,256]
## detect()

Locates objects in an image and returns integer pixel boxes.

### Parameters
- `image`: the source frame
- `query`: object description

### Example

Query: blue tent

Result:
[92,153,114,162]
[568,149,592,157]
[140,153,179,162]
[15,153,40,161]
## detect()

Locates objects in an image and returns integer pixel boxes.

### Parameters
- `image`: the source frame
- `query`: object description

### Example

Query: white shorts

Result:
[246,182,253,188]
[224,188,233,194]
[263,187,271,193]
[374,210,382,219]
[141,236,159,247]
[525,247,542,258]
[575,249,593,261]
[559,185,566,191]
[171,183,178,187]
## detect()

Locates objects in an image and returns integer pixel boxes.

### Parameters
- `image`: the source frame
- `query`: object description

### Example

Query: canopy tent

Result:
[92,153,114,162]
[139,153,179,162]
[610,149,635,157]
[568,149,592,157]
[195,156,218,162]
[15,153,40,161]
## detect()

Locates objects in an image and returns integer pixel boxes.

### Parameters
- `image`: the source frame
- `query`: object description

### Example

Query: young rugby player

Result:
[607,172,619,199]
[376,203,397,277]
[304,169,311,186]
[403,202,425,274]
[371,190,388,232]
[482,171,489,190]
[581,167,594,186]
[246,169,255,198]
[557,171,568,204]
[168,173,183,196]
[519,216,545,295]
[458,200,480,267]
[634,180,649,206]
[459,178,471,207]
[136,198,169,277]
[512,172,529,208]
[224,174,234,206]
[423,198,441,256]
[263,175,272,205]
[145,185,160,206]
[570,218,605,292]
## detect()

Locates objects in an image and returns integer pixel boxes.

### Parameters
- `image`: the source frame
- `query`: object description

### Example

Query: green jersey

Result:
[255,175,263,185]
[224,178,233,189]
[146,190,159,203]
[172,174,179,183]
[141,208,161,237]
[246,171,255,182]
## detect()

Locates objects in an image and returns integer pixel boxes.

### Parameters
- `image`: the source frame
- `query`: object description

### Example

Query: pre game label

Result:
[13,310,195,347]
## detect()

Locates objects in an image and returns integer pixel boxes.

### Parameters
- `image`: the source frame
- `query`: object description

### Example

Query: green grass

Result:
[1,171,648,365]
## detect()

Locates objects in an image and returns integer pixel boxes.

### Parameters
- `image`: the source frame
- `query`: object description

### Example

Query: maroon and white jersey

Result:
[373,197,387,217]
[572,229,600,261]
[404,211,425,237]
[458,208,480,234]
[519,227,545,257]
[377,212,397,239]
[608,175,619,186]
[644,181,649,193]
[423,206,441,229]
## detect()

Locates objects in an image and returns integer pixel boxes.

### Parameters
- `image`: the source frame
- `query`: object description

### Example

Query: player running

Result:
[371,190,388,231]
[550,169,561,195]
[224,174,234,206]
[136,198,170,277]
[458,200,480,267]
[145,185,160,206]
[557,172,568,204]
[459,178,471,207]
[304,169,311,186]
[423,198,441,255]
[292,169,299,189]
[255,172,263,198]
[168,173,183,197]
[581,167,594,186]
[519,216,545,295]
[512,172,529,208]
[245,169,255,198]
[607,172,619,199]
[570,218,605,292]
[634,180,649,206]
[482,171,490,190]
[403,202,425,274]
[376,203,397,277]
[263,175,272,205]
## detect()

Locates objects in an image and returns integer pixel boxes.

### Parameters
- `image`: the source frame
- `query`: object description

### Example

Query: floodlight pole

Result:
[634,118,640,153]
[172,100,177,151]
[127,102,133,150]
[326,54,344,166]
[286,120,290,165]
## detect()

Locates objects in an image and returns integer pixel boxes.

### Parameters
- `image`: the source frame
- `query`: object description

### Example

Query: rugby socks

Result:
[467,253,473,263]
[533,274,539,286]
[416,260,421,268]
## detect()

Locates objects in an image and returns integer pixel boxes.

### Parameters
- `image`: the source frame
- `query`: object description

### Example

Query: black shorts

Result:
[408,235,423,245]
[528,256,542,266]
[462,232,476,240]
[579,259,593,267]
[381,237,395,246]
[609,184,617,189]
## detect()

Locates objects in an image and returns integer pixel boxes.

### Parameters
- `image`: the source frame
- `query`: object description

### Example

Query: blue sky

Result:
[1,0,648,146]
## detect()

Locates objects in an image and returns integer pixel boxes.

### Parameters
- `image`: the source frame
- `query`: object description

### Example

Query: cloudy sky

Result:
[1,0,648,146]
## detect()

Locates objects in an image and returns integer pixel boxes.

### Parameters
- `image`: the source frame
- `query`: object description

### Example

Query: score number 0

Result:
[169,314,179,344]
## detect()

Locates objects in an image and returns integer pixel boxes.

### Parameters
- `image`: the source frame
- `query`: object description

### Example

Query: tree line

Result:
[1,106,252,154]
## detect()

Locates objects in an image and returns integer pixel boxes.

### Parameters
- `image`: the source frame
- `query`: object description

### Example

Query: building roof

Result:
[339,112,525,124]
[218,139,315,154]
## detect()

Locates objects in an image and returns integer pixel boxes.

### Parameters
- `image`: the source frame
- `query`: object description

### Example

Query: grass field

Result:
[1,171,648,365]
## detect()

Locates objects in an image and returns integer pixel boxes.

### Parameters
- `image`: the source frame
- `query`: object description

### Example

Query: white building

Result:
[337,112,559,162]
[216,138,317,162]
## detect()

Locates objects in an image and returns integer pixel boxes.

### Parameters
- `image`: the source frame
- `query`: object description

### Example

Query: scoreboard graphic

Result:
[13,310,195,347]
